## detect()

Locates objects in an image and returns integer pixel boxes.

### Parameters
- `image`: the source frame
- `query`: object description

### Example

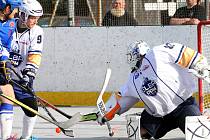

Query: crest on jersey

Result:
[9,21,15,27]
[141,78,158,96]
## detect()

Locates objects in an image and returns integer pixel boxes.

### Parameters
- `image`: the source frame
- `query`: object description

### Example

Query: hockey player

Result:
[10,0,43,139]
[97,41,209,139]
[0,0,23,139]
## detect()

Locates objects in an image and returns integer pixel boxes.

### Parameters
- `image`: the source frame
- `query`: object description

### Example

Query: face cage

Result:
[19,11,28,23]
[127,53,140,70]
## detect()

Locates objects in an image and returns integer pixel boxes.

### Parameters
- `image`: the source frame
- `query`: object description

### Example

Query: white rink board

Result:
[35,26,198,92]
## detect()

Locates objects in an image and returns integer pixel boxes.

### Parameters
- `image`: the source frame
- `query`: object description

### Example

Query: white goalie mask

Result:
[127,41,150,71]
[19,0,43,23]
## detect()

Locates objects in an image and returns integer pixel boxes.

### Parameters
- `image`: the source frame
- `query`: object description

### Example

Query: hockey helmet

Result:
[0,0,22,11]
[19,0,43,23]
[127,41,150,71]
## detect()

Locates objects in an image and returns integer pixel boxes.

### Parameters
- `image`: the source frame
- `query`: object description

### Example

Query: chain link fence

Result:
[37,0,210,27]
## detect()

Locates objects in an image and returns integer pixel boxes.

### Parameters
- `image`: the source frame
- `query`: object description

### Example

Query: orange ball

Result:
[55,127,61,133]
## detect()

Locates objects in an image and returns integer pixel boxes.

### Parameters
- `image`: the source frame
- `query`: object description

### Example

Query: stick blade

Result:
[59,112,82,129]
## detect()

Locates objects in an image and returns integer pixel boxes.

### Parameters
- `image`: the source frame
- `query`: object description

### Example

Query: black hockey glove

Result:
[0,60,12,84]
[20,68,35,89]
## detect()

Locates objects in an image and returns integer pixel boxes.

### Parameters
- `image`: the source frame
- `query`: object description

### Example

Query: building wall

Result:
[35,26,197,92]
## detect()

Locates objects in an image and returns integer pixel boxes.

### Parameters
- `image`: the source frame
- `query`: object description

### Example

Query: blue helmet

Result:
[0,0,22,11]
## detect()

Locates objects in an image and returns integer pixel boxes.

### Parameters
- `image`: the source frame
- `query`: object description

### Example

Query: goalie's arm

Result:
[97,92,139,124]
[171,45,209,79]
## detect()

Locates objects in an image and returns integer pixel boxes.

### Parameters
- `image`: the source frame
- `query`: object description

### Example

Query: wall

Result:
[35,25,197,92]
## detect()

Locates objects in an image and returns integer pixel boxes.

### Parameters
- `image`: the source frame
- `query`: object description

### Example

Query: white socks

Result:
[21,115,37,139]
[0,103,14,140]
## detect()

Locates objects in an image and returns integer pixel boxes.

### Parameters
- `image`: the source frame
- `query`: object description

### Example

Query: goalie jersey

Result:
[10,24,44,79]
[120,43,201,117]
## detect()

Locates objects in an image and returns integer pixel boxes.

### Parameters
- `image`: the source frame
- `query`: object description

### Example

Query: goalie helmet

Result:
[19,0,43,23]
[0,0,22,11]
[127,41,150,71]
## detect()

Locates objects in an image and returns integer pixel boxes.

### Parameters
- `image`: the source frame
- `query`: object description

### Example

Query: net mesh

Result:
[37,0,208,27]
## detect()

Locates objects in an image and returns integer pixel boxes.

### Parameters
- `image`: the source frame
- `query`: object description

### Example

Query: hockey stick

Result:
[97,68,111,116]
[9,67,73,120]
[96,68,114,136]
[9,67,104,122]
[0,91,80,137]
[61,68,114,136]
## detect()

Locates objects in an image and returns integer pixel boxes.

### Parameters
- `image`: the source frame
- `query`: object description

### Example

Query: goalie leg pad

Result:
[185,116,210,140]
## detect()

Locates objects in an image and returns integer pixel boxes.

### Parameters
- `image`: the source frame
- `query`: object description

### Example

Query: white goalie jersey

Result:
[120,43,201,117]
[10,24,44,79]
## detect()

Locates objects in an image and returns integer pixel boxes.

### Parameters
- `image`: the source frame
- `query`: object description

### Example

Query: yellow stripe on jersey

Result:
[178,47,196,68]
[28,54,42,67]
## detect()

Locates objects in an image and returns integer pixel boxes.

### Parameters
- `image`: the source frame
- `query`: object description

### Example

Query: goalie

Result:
[97,41,209,139]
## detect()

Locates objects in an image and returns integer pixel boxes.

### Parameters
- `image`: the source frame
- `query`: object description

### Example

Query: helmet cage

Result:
[127,41,150,70]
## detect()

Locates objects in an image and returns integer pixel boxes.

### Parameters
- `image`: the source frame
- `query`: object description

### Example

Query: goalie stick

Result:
[62,68,114,136]
[10,67,114,136]
[96,68,114,136]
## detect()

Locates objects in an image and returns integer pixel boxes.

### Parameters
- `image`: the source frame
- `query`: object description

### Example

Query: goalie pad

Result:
[126,113,142,140]
[185,116,210,140]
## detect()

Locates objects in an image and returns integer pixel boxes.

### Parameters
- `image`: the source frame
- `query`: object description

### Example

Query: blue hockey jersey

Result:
[0,18,17,60]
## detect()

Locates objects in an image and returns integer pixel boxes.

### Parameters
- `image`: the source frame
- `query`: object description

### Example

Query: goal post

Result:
[197,20,210,113]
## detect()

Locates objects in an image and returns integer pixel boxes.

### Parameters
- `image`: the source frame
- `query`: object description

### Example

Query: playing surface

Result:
[9,106,185,140]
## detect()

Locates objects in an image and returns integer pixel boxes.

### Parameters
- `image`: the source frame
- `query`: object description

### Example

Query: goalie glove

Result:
[96,112,107,125]
[190,55,209,79]
[96,92,121,125]
[20,68,36,89]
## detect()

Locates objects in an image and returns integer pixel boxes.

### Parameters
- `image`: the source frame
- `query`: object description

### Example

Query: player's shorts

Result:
[140,96,201,139]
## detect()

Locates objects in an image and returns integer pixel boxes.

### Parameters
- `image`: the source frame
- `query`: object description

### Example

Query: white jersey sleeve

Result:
[154,42,201,69]
[26,25,44,72]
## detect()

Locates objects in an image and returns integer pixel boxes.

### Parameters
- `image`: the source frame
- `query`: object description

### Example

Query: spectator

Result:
[102,0,138,26]
[169,0,205,25]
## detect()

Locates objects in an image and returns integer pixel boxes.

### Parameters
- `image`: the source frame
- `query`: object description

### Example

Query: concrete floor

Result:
[7,106,185,140]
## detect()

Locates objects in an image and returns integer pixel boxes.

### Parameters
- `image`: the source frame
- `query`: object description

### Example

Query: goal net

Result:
[197,20,210,113]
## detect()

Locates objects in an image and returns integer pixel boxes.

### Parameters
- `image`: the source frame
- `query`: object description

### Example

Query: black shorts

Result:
[140,96,201,139]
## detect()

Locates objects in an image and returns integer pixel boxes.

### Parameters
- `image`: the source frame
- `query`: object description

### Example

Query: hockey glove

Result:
[20,68,35,89]
[0,60,12,84]
[190,55,209,79]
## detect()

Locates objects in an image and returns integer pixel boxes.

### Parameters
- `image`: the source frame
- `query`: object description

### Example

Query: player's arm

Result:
[97,84,139,125]
[21,29,44,88]
[169,43,209,79]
